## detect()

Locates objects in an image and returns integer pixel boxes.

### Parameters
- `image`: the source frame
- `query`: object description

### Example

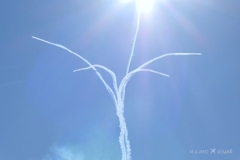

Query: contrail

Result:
[123,12,141,159]
[126,11,141,75]
[31,2,202,160]
[32,34,200,160]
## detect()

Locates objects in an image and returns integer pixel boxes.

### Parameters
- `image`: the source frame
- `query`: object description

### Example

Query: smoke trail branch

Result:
[126,12,141,75]
[32,36,117,106]
[74,64,119,96]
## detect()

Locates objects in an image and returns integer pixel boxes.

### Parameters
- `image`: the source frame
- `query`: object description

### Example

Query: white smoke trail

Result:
[126,11,141,75]
[32,35,201,160]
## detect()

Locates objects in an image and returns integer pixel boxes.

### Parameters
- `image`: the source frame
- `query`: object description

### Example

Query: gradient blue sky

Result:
[1,0,240,160]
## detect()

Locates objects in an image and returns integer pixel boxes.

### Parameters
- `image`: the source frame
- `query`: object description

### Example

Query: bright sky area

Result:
[0,0,240,160]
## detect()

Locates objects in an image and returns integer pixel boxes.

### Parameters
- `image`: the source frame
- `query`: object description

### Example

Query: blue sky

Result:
[1,0,240,160]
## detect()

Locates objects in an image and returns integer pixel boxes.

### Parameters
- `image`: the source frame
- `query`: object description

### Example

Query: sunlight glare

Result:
[121,0,132,3]
[136,0,155,13]
[121,0,155,13]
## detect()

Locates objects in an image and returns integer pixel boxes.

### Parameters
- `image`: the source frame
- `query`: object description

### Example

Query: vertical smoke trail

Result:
[116,97,130,160]
[118,88,131,160]
[126,11,141,75]
[123,11,141,160]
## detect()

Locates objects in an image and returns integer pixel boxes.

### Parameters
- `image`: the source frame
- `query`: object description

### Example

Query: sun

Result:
[136,0,155,13]
[121,0,155,13]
